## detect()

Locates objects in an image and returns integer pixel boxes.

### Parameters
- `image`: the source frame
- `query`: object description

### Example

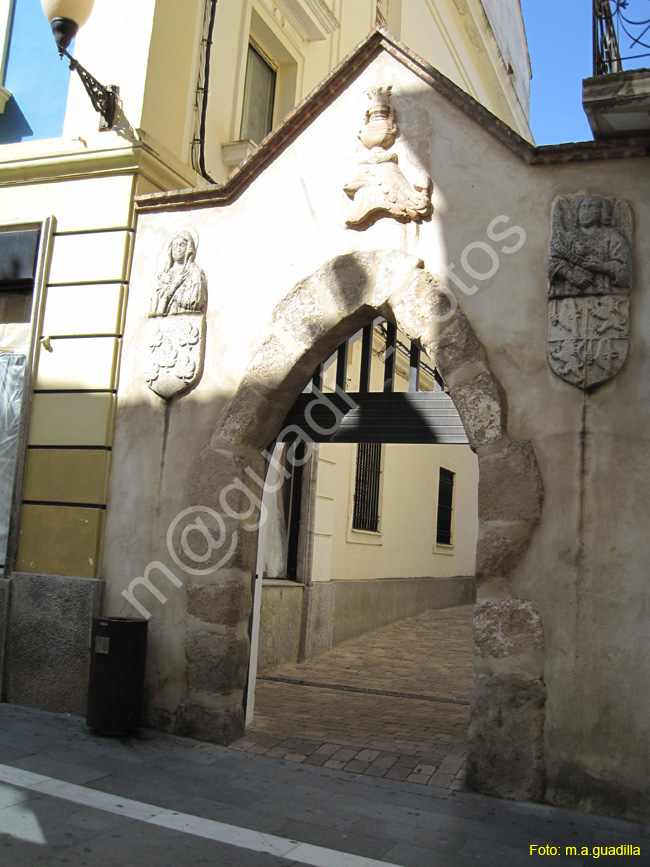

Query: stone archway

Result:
[175,250,546,801]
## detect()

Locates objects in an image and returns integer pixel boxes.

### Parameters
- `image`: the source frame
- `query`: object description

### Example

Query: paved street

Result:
[235,606,474,789]
[0,704,649,866]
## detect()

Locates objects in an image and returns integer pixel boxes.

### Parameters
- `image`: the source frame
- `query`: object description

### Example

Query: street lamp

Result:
[41,0,119,130]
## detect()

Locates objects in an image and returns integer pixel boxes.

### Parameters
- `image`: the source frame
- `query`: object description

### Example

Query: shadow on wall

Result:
[0,98,33,144]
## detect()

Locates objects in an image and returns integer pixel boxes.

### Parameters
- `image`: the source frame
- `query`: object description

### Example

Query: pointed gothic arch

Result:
[177,250,546,801]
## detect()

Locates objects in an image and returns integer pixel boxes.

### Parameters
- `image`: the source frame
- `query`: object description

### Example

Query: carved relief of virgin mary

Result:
[144,228,208,400]
[151,229,207,317]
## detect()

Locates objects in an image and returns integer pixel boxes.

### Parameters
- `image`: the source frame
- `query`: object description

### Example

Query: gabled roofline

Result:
[136,28,650,215]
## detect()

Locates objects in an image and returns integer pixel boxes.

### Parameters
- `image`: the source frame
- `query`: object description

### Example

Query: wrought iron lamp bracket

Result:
[61,48,119,130]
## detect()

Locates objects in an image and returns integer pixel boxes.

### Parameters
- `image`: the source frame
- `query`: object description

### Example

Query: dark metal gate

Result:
[273,319,469,580]
[278,319,468,445]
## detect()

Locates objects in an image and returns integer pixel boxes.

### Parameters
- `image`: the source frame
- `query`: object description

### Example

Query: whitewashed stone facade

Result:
[102,33,650,823]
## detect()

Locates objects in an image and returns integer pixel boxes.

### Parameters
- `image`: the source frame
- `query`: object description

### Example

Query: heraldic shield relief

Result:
[547,194,633,390]
[144,228,207,400]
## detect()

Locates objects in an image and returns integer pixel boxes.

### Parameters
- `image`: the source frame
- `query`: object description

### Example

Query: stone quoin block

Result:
[475,522,535,581]
[449,372,506,450]
[467,673,546,801]
[190,447,266,517]
[186,631,249,695]
[479,440,543,524]
[473,598,544,659]
[187,580,251,628]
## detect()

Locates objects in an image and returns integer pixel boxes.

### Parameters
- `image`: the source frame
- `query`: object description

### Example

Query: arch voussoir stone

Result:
[182,250,547,804]
[479,441,544,524]
[423,312,488,381]
[316,250,423,317]
[448,371,507,452]
[475,520,538,583]
[272,278,334,350]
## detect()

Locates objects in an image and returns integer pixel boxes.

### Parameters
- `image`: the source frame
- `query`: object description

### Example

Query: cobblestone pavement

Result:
[231,605,474,791]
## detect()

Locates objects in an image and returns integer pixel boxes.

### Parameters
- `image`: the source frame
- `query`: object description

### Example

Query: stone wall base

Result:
[257,580,304,672]
[546,765,650,826]
[3,573,103,715]
[174,702,245,745]
[258,575,475,673]
[466,673,546,802]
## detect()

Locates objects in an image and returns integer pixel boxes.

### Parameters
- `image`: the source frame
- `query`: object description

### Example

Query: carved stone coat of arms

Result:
[547,194,633,390]
[144,228,207,400]
[343,86,432,230]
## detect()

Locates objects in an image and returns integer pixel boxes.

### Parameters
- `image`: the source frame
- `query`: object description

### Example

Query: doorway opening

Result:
[237,318,478,788]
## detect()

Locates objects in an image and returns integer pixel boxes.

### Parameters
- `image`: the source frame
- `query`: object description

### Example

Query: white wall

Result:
[312,441,478,581]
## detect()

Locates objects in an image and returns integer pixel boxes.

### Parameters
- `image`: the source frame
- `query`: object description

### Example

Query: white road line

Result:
[0,763,403,867]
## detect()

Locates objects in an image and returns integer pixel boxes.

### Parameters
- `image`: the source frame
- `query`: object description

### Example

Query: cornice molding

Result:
[274,0,340,42]
[0,131,200,191]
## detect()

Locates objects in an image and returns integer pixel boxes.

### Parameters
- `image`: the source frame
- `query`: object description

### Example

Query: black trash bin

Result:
[86,616,148,735]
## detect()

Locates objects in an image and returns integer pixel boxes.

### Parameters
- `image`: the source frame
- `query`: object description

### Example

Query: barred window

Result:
[436,467,454,545]
[352,442,382,532]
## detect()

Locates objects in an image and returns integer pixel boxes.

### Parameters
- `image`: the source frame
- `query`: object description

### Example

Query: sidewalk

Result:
[235,606,473,789]
[0,704,649,866]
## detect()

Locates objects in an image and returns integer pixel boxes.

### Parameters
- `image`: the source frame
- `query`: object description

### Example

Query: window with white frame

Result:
[240,41,277,144]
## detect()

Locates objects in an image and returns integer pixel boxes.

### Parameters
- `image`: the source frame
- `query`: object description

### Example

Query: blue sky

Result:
[520,0,594,145]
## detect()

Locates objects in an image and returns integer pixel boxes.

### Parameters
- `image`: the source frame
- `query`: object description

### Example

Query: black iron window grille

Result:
[594,0,650,75]
[352,442,382,532]
[436,467,455,546]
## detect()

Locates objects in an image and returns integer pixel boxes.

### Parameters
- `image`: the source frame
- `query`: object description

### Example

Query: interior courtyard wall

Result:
[104,49,650,819]
[313,441,478,581]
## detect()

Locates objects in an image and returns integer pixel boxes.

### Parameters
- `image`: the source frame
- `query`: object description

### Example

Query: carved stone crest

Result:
[343,86,432,230]
[547,194,633,390]
[144,228,207,400]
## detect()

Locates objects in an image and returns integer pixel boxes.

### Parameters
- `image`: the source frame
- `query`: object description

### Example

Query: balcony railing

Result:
[594,0,650,75]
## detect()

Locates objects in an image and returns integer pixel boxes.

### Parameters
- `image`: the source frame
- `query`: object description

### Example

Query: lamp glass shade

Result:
[41,0,95,28]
